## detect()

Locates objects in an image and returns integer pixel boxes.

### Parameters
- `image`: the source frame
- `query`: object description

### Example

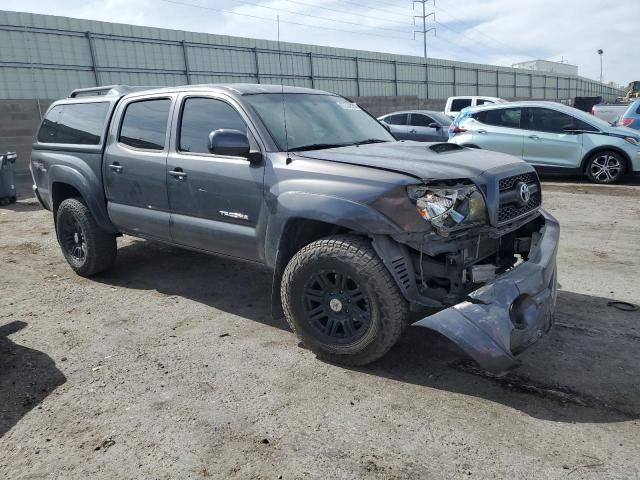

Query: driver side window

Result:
[410,114,435,127]
[179,97,255,154]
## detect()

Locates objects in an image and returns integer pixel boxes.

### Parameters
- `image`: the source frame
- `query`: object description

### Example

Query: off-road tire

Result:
[281,234,409,366]
[585,150,626,184]
[56,198,116,276]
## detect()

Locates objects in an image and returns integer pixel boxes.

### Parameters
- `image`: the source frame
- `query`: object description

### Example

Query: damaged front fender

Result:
[413,209,560,375]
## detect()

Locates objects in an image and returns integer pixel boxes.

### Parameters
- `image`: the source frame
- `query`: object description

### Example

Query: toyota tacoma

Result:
[31,84,559,374]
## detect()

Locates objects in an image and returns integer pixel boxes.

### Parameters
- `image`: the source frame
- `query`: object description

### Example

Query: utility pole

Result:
[413,0,436,59]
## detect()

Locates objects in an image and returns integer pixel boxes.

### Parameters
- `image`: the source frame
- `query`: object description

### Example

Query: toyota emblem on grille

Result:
[518,182,531,204]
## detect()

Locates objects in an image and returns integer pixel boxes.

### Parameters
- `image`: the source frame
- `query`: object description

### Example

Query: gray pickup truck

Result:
[31,84,559,373]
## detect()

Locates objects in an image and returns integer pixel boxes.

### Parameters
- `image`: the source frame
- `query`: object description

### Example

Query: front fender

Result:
[48,164,116,233]
[264,191,402,269]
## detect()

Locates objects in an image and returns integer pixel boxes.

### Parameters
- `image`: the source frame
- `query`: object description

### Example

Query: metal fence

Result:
[0,10,624,102]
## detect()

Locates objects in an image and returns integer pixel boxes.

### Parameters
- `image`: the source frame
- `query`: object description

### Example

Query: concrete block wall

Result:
[353,96,446,117]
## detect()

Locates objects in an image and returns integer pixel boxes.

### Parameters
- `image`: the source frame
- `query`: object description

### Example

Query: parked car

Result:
[591,102,629,124]
[31,84,559,374]
[449,101,640,184]
[617,98,640,130]
[378,110,451,141]
[444,96,506,118]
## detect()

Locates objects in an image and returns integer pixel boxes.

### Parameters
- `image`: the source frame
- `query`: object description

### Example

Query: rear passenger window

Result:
[37,102,109,145]
[384,114,408,125]
[476,99,494,106]
[119,99,171,150]
[451,99,472,111]
[179,98,247,154]
[475,108,521,128]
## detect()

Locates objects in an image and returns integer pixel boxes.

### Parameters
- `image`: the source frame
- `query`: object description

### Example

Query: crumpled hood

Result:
[295,141,526,181]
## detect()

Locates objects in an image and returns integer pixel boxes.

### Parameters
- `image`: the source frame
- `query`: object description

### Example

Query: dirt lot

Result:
[1,178,639,479]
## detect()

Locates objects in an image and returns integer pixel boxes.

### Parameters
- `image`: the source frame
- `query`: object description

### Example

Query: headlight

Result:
[407,184,487,231]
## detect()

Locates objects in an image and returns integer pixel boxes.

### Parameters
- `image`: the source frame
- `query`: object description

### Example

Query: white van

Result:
[444,96,506,118]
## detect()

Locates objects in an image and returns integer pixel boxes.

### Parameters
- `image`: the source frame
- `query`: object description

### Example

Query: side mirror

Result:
[428,123,441,129]
[208,129,250,158]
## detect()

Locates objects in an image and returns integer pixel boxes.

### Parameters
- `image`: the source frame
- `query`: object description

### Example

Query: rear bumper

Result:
[413,209,559,374]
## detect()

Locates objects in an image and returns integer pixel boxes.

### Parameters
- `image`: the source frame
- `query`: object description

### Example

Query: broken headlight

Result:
[407,184,487,231]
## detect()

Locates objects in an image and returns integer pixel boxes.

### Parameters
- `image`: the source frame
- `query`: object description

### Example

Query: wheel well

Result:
[277,218,349,270]
[462,144,481,149]
[51,182,82,214]
[270,218,351,319]
[581,147,631,174]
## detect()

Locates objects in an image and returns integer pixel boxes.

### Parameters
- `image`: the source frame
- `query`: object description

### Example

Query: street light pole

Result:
[597,49,603,83]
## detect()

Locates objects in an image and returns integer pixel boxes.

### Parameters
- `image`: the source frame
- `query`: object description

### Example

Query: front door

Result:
[103,95,174,241]
[521,107,584,168]
[408,113,442,141]
[167,94,265,262]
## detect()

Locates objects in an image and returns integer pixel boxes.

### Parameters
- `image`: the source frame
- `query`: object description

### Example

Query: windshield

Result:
[244,93,395,151]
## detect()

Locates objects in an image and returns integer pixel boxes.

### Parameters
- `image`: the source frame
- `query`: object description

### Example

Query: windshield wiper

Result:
[289,143,349,152]
[351,138,390,145]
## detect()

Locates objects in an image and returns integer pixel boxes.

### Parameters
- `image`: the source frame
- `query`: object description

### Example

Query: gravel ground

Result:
[1,178,639,479]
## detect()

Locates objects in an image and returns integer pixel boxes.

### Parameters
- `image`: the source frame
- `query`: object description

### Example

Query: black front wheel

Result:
[56,198,116,276]
[281,235,409,366]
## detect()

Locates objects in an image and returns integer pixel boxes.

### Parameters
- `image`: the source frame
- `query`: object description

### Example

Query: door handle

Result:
[528,135,540,140]
[409,129,417,134]
[108,163,123,173]
[477,129,487,134]
[168,168,187,180]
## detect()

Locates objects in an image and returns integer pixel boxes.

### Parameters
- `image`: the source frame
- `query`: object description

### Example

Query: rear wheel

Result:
[585,151,626,184]
[281,235,409,366]
[56,198,116,276]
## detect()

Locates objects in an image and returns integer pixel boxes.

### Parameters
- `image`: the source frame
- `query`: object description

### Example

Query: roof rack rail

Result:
[68,85,159,98]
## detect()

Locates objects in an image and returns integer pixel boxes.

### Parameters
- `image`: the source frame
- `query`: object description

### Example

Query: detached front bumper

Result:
[413,209,559,374]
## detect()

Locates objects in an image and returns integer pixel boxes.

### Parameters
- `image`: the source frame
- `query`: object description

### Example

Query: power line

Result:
[278,0,413,27]
[432,2,537,60]
[158,0,413,40]
[222,0,412,34]
[339,0,412,19]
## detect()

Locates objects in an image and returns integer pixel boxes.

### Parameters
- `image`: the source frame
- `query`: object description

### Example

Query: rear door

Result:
[521,107,584,168]
[471,107,525,157]
[408,113,442,141]
[381,113,409,139]
[103,94,175,241]
[166,93,265,261]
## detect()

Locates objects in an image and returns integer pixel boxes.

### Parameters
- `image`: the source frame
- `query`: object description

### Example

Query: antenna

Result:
[276,16,291,162]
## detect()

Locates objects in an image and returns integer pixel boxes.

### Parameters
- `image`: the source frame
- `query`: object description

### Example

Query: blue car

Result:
[618,98,640,130]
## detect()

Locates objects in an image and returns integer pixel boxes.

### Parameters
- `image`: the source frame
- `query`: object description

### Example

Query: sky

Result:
[0,0,635,86]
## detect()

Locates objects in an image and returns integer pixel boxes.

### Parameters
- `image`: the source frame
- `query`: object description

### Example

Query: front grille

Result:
[499,171,538,191]
[498,192,542,222]
[497,171,541,223]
